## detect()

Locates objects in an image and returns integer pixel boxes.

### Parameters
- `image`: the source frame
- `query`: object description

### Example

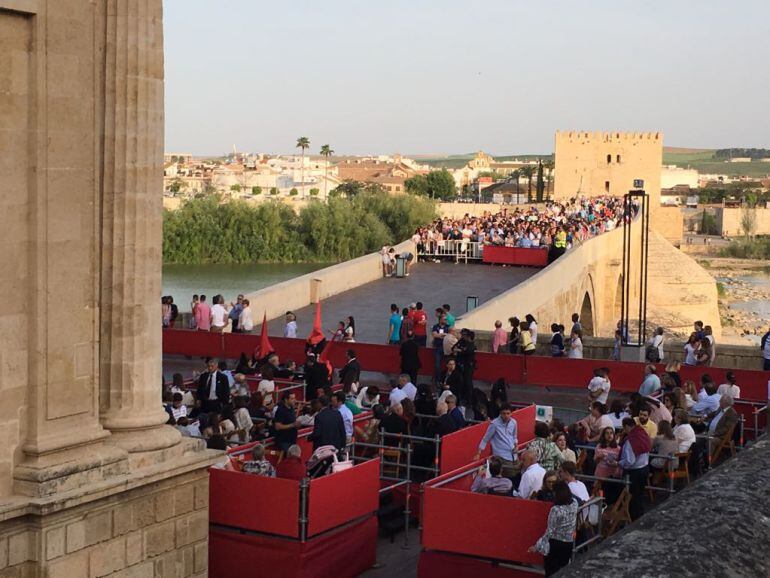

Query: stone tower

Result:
[0,1,216,575]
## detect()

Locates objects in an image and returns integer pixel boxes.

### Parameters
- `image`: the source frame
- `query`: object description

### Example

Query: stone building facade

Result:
[0,1,217,575]
[554,131,663,202]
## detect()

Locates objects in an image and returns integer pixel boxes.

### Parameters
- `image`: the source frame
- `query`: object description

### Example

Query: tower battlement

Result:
[556,130,662,143]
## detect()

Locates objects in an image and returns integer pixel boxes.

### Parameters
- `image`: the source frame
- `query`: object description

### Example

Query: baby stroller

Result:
[306,446,353,479]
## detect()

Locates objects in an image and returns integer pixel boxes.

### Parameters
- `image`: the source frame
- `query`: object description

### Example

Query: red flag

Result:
[307,301,324,345]
[317,340,334,381]
[256,312,274,358]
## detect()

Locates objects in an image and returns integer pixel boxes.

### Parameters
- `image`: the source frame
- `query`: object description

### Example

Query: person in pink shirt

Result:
[195,294,211,331]
[492,320,508,353]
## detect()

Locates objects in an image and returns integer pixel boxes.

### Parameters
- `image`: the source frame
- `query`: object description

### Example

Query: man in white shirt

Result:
[333,392,354,443]
[355,386,380,409]
[239,299,254,333]
[514,451,545,499]
[587,368,610,405]
[388,382,408,408]
[397,374,417,401]
[210,295,228,332]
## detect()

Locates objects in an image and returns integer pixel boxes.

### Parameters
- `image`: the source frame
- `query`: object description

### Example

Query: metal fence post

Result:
[403,445,412,549]
[299,478,309,542]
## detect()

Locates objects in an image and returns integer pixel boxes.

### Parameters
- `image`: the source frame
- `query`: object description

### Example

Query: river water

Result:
[162,263,330,313]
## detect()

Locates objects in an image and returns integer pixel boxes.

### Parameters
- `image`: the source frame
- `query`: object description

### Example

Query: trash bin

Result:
[395,256,407,278]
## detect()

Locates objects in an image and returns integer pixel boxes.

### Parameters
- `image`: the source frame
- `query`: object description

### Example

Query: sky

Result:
[164,0,770,156]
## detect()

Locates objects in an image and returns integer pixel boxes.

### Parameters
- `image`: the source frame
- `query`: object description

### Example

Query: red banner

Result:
[482,245,549,267]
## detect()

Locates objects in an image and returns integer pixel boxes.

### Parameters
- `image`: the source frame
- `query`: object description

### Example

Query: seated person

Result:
[578,402,613,443]
[242,444,276,477]
[381,403,408,443]
[690,376,721,419]
[169,392,188,422]
[297,399,322,428]
[471,456,513,495]
[435,401,458,436]
[231,373,250,398]
[535,470,559,501]
[633,407,658,441]
[514,451,545,499]
[446,394,466,430]
[276,444,306,481]
[528,421,564,471]
[355,385,380,409]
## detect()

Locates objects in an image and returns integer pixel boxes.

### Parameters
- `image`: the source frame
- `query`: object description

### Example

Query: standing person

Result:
[309,395,346,451]
[195,295,211,332]
[442,304,455,327]
[529,480,578,577]
[387,304,402,344]
[338,349,361,395]
[168,296,179,328]
[431,312,449,383]
[380,246,392,277]
[761,326,770,370]
[399,307,414,343]
[475,403,518,479]
[683,333,699,366]
[239,298,254,333]
[210,295,228,333]
[520,322,536,355]
[399,330,421,385]
[228,294,244,333]
[587,368,610,405]
[570,313,581,335]
[161,296,171,327]
[568,330,583,359]
[525,314,538,344]
[412,302,428,346]
[492,320,508,354]
[550,323,564,357]
[618,417,651,520]
[344,316,356,342]
[273,392,300,454]
[189,294,199,329]
[453,329,476,407]
[508,317,520,354]
[333,391,354,444]
[195,358,230,414]
[284,312,298,338]
[646,326,665,363]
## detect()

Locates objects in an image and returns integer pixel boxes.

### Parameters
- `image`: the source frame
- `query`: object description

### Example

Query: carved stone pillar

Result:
[98,0,181,460]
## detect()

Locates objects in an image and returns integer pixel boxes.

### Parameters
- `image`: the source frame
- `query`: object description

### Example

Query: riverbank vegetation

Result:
[162,191,436,264]
[719,236,770,260]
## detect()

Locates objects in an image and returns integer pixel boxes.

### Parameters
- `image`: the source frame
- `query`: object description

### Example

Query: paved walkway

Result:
[273,261,537,344]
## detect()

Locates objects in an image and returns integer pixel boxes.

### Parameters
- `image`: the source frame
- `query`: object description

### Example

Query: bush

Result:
[309,188,320,196]
[251,186,262,195]
[269,187,279,195]
[289,188,299,196]
[230,184,242,192]
[163,192,437,264]
[719,237,770,259]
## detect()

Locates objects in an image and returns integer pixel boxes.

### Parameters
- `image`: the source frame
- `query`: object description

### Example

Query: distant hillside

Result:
[663,148,770,178]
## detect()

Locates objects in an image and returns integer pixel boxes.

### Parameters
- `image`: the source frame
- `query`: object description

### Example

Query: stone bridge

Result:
[459,222,721,339]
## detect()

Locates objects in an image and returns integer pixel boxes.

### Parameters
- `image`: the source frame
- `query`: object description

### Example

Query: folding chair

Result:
[602,487,631,537]
[709,424,736,466]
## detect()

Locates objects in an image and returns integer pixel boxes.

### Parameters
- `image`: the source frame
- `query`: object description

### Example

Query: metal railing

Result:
[418,240,482,263]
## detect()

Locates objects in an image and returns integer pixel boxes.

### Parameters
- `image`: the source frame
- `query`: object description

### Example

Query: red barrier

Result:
[482,245,549,267]
[512,405,537,446]
[421,482,550,566]
[210,514,377,578]
[163,329,770,400]
[307,458,380,537]
[209,467,300,538]
[439,422,491,475]
[418,550,542,578]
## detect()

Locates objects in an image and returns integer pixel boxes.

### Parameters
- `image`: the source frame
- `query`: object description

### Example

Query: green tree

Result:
[542,160,554,198]
[296,136,310,198]
[510,170,521,199]
[331,180,365,198]
[270,187,279,195]
[169,179,185,194]
[204,184,217,195]
[251,186,262,195]
[320,144,334,198]
[289,188,299,196]
[535,161,545,202]
[519,165,536,202]
[309,188,320,196]
[405,169,456,200]
[230,183,242,192]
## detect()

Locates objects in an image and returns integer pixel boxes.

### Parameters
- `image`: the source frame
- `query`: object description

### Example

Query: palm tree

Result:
[320,144,334,199]
[519,165,536,203]
[511,170,521,201]
[296,136,310,197]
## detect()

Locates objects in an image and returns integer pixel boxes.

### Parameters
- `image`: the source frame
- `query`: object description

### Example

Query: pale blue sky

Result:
[164,0,770,156]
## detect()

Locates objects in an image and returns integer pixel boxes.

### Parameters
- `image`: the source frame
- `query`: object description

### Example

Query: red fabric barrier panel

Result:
[482,245,549,267]
[307,458,380,537]
[511,405,537,446]
[439,422,491,475]
[210,514,377,578]
[163,329,224,358]
[422,485,550,566]
[209,467,300,538]
[472,351,526,384]
[418,550,542,578]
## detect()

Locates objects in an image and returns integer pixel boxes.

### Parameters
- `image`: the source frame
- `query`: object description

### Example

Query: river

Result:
[162,263,330,313]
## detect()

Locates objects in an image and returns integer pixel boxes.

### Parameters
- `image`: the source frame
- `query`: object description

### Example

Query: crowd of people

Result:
[413,196,630,262]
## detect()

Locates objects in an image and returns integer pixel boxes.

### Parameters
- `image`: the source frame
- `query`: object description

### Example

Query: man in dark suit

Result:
[338,349,361,394]
[309,395,346,450]
[304,355,329,401]
[440,358,464,399]
[196,358,230,414]
[399,330,421,385]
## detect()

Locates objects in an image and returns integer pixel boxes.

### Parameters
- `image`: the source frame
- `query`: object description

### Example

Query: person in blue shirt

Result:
[475,403,518,478]
[690,376,721,418]
[442,304,455,327]
[387,303,402,345]
[638,365,661,396]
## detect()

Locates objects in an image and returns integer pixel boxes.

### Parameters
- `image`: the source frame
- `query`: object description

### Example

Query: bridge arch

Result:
[576,273,597,337]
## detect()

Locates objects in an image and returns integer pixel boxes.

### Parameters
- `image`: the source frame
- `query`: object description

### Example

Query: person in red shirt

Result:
[276,444,306,481]
[412,302,428,346]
